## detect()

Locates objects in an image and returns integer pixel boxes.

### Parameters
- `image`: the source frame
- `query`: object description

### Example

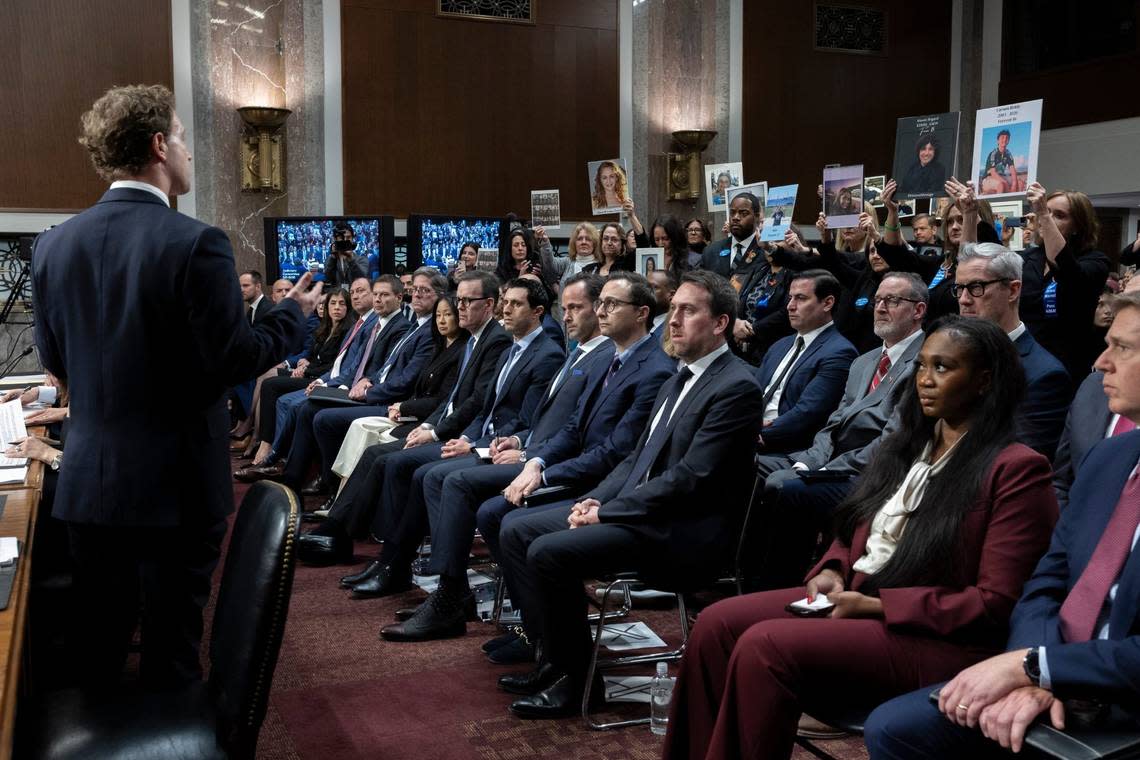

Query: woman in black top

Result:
[651,214,703,277]
[686,217,712,256]
[582,222,630,277]
[255,287,355,460]
[1019,183,1110,380]
[495,228,557,296]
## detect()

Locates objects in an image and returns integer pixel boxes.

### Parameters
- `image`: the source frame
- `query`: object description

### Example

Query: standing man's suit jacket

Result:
[588,349,765,557]
[701,235,762,279]
[537,336,677,487]
[461,330,565,443]
[250,295,272,325]
[755,323,859,453]
[32,188,305,527]
[1009,430,1140,700]
[792,333,924,475]
[424,320,512,440]
[1052,370,1113,510]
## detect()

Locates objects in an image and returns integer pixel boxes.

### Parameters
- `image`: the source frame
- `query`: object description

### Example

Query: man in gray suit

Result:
[745,272,928,585]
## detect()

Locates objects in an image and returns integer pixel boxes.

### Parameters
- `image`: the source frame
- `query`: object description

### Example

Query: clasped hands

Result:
[937,649,1063,753]
[502,458,543,506]
[567,498,601,529]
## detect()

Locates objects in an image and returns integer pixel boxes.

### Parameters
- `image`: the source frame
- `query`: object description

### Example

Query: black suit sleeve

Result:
[185,226,305,384]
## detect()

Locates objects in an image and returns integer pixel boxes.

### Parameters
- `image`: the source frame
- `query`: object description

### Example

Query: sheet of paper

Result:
[0,468,25,485]
[0,537,17,562]
[475,447,492,460]
[594,621,667,651]
[0,400,28,468]
[788,595,835,613]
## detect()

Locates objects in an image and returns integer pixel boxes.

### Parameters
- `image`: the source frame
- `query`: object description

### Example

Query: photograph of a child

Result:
[760,184,798,242]
[970,99,1042,199]
[705,162,744,211]
[587,158,630,214]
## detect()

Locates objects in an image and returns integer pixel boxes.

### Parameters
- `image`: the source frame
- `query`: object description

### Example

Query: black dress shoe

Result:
[487,634,535,665]
[339,560,382,588]
[395,593,475,622]
[394,606,420,622]
[296,533,353,566]
[350,563,413,599]
[379,588,472,641]
[300,477,329,496]
[509,674,604,719]
[481,629,520,654]
[498,661,558,696]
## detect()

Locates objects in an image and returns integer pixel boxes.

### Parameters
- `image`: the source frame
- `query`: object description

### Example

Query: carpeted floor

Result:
[226,458,868,760]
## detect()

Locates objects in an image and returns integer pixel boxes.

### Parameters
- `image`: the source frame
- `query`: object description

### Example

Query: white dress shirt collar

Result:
[1007,322,1027,342]
[109,180,170,206]
[883,328,924,366]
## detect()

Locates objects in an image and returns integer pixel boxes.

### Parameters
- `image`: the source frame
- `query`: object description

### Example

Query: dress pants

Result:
[269,388,309,462]
[499,504,657,687]
[661,589,993,760]
[258,375,309,442]
[370,442,449,569]
[67,517,228,691]
[421,458,522,578]
[280,398,333,487]
[325,439,406,538]
[863,685,1009,759]
[311,404,389,485]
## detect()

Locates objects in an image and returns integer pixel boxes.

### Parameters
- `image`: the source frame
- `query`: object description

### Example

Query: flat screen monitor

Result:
[262,216,395,283]
[406,215,506,274]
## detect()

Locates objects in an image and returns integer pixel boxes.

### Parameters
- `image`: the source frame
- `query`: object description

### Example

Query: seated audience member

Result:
[863,293,1140,758]
[878,178,998,324]
[954,242,1070,458]
[910,213,941,249]
[245,276,374,468]
[497,271,765,718]
[272,275,413,492]
[1019,183,1110,380]
[747,272,928,585]
[285,269,446,493]
[375,274,616,640]
[323,221,369,288]
[686,217,712,256]
[291,272,513,565]
[664,316,1058,760]
[310,278,563,581]
[1052,367,1128,509]
[252,288,354,457]
[519,272,565,348]
[651,214,702,277]
[647,269,676,342]
[702,192,763,291]
[583,223,629,277]
[755,270,858,454]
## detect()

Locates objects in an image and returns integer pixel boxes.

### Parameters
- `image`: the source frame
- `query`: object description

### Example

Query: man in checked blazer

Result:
[747,273,929,586]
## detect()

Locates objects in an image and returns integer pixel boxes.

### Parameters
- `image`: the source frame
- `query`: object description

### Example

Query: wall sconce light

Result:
[666,129,718,201]
[237,106,291,192]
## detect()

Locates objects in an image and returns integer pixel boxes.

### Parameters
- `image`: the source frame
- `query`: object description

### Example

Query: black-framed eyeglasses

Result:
[456,296,492,308]
[593,298,635,314]
[951,278,1009,298]
[872,295,921,308]
[410,286,435,296]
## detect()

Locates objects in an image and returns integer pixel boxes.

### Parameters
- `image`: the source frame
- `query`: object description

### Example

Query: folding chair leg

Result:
[735,470,766,596]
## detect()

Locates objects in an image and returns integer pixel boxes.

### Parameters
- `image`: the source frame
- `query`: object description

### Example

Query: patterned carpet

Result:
[225,459,868,760]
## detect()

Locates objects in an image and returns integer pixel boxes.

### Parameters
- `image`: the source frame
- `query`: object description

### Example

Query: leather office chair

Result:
[29,481,301,760]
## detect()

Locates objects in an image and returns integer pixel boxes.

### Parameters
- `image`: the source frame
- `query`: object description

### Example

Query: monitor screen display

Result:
[271,217,384,283]
[415,216,503,273]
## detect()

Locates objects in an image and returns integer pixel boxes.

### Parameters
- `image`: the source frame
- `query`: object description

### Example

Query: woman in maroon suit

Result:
[663,316,1059,760]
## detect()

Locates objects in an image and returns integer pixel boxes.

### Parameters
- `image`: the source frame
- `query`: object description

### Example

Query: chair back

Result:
[207,481,300,758]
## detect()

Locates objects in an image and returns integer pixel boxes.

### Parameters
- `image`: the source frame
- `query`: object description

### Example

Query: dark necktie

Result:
[625,367,694,488]
[378,321,421,385]
[442,335,477,416]
[602,355,623,389]
[1059,472,1140,642]
[246,304,254,325]
[762,336,805,407]
[867,350,892,394]
[731,243,744,269]
[483,343,523,437]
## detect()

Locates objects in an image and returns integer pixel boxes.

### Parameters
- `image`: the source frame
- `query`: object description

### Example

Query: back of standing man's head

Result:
[79,85,175,180]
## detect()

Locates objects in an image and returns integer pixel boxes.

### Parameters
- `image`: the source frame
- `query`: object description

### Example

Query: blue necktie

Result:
[443,335,476,417]
[484,343,522,437]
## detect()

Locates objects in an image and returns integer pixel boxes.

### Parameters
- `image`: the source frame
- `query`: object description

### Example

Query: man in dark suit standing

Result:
[701,192,764,292]
[30,85,318,689]
[499,270,765,718]
[864,291,1140,758]
[954,242,1070,458]
[239,270,271,325]
[754,270,858,454]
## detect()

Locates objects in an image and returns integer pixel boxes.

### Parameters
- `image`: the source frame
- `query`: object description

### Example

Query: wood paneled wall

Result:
[0,1,173,212]
[1000,51,1140,130]
[341,0,618,219]
[741,1,953,223]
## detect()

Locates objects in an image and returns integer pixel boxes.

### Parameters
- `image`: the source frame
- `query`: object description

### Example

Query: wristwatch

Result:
[49,452,62,472]
[518,450,527,463]
[1023,647,1041,687]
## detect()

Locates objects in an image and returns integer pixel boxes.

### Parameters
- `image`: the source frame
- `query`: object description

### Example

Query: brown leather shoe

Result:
[234,462,284,483]
[229,434,252,452]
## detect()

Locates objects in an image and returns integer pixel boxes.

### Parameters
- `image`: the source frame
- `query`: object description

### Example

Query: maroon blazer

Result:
[807,443,1059,646]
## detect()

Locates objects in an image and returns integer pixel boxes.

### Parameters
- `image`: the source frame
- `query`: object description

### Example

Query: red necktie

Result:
[1059,472,1140,642]
[1113,416,1137,436]
[867,351,891,393]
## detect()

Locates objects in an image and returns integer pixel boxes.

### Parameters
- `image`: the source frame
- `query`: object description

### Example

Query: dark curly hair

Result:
[78,84,175,180]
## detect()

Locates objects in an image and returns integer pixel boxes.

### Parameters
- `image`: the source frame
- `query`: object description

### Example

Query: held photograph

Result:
[760,184,798,242]
[636,247,664,276]
[530,189,561,228]
[891,111,960,199]
[971,99,1042,199]
[704,161,744,212]
[587,158,630,214]
[726,181,768,215]
[823,164,864,229]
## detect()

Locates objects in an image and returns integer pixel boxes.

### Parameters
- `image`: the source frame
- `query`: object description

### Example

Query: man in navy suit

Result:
[754,270,858,454]
[701,192,764,292]
[648,269,676,343]
[276,275,411,492]
[300,268,447,489]
[240,271,271,325]
[1054,370,1123,509]
[31,85,318,688]
[500,270,765,718]
[954,242,1070,458]
[864,291,1140,758]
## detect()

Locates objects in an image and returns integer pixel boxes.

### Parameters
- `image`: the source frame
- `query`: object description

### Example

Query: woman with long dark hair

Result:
[495,227,556,296]
[663,316,1058,760]
[651,214,701,277]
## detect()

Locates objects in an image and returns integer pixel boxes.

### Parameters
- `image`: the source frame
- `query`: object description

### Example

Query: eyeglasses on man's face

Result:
[872,295,921,308]
[593,298,635,314]
[950,278,1009,298]
[456,295,492,308]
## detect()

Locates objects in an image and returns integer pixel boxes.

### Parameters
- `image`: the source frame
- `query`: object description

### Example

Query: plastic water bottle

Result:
[650,661,674,735]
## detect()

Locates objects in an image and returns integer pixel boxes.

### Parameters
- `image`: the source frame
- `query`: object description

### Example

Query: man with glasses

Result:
[745,273,929,588]
[297,270,510,565]
[954,242,1070,458]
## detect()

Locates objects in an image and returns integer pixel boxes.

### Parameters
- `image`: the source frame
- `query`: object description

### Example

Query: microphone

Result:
[0,346,35,380]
